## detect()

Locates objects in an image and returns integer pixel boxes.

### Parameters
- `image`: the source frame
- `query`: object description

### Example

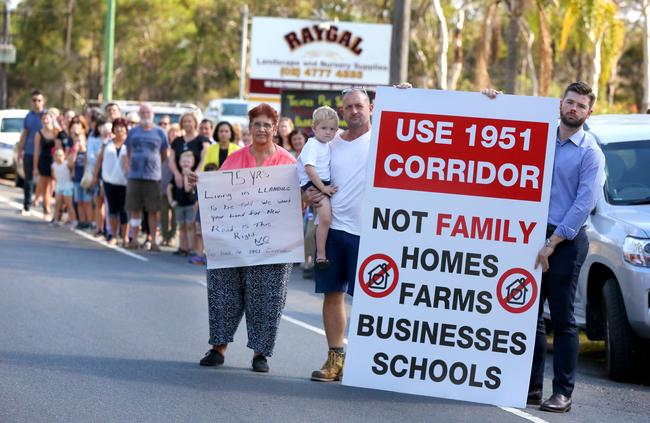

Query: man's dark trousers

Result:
[529,227,588,397]
[23,154,34,211]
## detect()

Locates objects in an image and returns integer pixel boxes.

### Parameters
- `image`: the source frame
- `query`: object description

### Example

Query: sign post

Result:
[0,44,15,64]
[343,87,558,408]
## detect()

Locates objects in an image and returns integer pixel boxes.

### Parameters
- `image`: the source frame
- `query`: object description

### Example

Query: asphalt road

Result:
[0,182,648,423]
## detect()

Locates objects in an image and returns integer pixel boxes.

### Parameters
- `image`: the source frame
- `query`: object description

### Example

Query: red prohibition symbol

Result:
[496,267,538,314]
[358,253,400,298]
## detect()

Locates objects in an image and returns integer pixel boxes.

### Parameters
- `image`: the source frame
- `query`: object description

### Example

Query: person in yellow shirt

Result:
[201,121,241,170]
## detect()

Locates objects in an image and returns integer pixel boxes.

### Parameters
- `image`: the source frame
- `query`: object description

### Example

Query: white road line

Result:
[72,228,148,262]
[499,407,549,423]
[0,194,148,262]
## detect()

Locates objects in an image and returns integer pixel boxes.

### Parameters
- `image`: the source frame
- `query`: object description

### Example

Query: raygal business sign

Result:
[249,17,392,94]
[284,24,365,55]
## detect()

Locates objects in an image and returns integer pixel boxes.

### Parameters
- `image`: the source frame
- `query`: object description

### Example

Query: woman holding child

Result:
[169,113,209,256]
[191,104,296,373]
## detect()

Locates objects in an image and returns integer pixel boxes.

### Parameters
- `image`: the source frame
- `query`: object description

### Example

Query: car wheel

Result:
[603,277,643,382]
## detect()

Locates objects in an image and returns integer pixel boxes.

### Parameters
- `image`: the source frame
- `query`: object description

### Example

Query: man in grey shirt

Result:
[125,103,169,251]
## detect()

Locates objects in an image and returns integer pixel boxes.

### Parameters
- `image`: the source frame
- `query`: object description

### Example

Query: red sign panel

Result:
[373,111,550,202]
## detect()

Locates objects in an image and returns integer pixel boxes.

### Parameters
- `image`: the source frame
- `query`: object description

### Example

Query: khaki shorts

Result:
[126,179,161,213]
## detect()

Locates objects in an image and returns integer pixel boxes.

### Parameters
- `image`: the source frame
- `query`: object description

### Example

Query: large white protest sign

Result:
[197,165,304,269]
[343,87,558,408]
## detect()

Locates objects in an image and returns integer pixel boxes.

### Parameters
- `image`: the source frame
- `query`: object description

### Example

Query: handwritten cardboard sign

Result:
[197,165,304,269]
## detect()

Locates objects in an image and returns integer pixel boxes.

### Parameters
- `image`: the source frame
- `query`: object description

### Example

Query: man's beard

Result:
[560,112,586,128]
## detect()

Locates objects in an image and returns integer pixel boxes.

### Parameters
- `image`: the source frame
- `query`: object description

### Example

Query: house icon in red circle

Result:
[367,263,389,290]
[506,277,528,305]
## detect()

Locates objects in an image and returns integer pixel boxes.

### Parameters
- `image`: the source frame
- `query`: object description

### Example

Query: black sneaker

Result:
[252,355,269,372]
[199,349,224,366]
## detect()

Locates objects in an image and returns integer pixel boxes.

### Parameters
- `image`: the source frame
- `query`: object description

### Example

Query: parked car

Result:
[203,98,249,128]
[0,109,28,178]
[572,114,650,381]
[105,101,202,125]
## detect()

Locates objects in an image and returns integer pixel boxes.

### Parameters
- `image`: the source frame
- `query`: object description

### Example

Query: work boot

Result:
[310,350,344,382]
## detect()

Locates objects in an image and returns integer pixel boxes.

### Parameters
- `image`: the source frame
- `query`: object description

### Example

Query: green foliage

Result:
[3,0,645,111]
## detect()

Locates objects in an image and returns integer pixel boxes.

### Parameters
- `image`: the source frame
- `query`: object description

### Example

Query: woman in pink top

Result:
[194,104,296,373]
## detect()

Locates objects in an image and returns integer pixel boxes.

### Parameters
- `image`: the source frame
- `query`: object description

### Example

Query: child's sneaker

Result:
[189,254,207,265]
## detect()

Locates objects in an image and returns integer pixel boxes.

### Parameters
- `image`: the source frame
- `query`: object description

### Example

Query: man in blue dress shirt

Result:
[528,81,605,413]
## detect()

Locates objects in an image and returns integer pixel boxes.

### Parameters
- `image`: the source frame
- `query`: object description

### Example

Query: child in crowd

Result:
[189,162,219,265]
[169,151,197,256]
[297,106,338,269]
[51,148,77,228]
[68,122,93,230]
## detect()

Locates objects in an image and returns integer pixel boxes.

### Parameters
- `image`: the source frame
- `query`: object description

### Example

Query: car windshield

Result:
[221,103,247,116]
[603,140,650,205]
[1,117,24,133]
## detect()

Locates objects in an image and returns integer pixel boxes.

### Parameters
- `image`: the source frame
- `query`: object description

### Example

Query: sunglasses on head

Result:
[341,86,368,96]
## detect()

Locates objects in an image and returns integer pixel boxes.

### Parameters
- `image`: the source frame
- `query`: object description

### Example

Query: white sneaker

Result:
[20,209,31,216]
[67,220,78,230]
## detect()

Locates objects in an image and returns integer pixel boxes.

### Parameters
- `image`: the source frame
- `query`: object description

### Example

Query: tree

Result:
[504,0,529,94]
[642,0,650,111]
[448,1,467,90]
[537,0,554,96]
[474,1,499,89]
[559,0,624,99]
[432,0,449,89]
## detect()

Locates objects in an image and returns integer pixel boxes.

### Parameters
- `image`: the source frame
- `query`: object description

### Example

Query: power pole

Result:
[62,0,74,107]
[0,1,10,109]
[239,4,248,100]
[103,0,116,102]
[389,0,411,85]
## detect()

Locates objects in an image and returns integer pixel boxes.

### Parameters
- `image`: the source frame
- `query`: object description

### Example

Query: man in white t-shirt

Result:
[307,88,373,382]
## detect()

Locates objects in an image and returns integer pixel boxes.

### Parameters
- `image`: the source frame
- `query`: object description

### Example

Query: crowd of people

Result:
[15,83,601,414]
[15,90,317,271]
